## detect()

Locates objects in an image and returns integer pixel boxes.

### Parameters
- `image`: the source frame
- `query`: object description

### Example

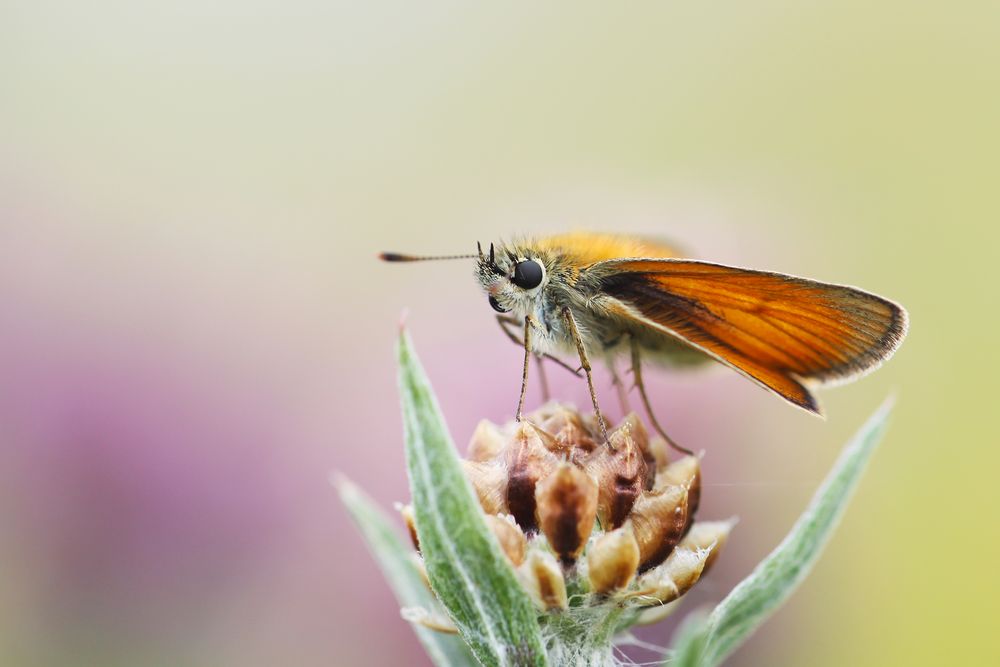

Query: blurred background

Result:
[2,2,998,665]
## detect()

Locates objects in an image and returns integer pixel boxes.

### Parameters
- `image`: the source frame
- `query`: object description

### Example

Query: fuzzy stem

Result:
[542,606,626,666]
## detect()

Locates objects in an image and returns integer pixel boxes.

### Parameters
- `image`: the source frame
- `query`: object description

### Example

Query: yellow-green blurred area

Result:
[2,2,998,666]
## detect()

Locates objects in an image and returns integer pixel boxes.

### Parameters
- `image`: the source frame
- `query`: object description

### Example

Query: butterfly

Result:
[382,232,907,454]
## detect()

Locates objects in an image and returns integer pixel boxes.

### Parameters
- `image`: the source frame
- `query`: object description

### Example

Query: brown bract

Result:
[631,484,689,572]
[485,514,528,566]
[536,462,598,564]
[505,423,559,531]
[586,523,641,594]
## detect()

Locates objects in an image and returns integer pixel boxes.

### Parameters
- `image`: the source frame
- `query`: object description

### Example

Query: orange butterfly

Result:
[382,232,907,453]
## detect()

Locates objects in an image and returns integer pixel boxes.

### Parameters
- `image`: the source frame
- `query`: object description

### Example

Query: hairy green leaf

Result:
[668,609,711,667]
[671,398,894,666]
[335,475,477,667]
[398,330,548,667]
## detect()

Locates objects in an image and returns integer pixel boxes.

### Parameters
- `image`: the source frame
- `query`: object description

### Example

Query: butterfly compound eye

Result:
[489,295,509,313]
[511,259,544,289]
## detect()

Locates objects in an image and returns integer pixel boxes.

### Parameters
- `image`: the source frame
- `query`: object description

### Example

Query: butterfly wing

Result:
[591,259,907,413]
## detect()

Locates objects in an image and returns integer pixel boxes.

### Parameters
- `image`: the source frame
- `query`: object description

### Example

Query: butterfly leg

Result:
[561,307,609,442]
[495,315,582,377]
[515,316,532,422]
[606,355,632,415]
[630,337,695,456]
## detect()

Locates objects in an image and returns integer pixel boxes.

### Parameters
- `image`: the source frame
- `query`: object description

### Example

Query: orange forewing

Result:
[593,259,907,413]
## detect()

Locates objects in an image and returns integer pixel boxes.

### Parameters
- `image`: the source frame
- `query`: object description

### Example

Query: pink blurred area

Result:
[0,201,370,665]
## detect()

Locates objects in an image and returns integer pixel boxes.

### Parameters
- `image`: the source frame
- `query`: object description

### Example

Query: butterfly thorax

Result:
[475,235,704,365]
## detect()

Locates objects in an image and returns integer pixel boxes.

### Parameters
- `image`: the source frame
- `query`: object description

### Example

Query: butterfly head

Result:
[475,242,549,317]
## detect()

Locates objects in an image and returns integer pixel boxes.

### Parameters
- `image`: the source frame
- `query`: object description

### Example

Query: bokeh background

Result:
[2,2,998,665]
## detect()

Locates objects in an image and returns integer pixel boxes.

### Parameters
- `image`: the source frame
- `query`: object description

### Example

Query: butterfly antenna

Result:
[379,251,478,262]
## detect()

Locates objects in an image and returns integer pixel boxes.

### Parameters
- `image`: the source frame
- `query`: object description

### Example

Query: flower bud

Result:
[535,462,598,564]
[395,404,730,634]
[586,522,640,594]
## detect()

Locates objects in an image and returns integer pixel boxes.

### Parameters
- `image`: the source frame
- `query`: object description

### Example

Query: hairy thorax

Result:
[538,277,710,370]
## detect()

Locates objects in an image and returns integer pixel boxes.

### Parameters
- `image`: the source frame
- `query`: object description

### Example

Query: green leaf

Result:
[335,475,478,667]
[397,330,548,667]
[668,609,711,667]
[671,397,895,667]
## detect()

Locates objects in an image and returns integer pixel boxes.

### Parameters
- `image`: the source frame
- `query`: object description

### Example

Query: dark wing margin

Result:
[593,258,908,413]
